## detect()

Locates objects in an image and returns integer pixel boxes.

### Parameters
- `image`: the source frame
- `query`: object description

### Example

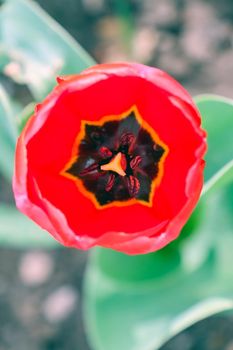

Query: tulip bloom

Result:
[13,63,206,254]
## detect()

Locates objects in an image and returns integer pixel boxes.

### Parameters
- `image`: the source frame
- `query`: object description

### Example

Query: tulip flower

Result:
[13,63,207,254]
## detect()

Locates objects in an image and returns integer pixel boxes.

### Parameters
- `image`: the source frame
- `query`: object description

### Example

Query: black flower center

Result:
[63,108,168,208]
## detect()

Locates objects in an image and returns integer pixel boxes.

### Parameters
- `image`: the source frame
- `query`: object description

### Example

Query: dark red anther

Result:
[91,131,102,144]
[120,132,136,153]
[99,146,113,158]
[120,153,127,172]
[126,175,140,197]
[105,173,115,192]
[79,163,99,176]
[130,155,142,170]
[120,132,135,145]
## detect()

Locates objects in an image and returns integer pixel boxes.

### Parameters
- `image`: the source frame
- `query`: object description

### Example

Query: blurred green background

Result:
[0,0,233,349]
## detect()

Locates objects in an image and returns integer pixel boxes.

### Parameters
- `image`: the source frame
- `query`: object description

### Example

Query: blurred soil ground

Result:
[0,0,233,349]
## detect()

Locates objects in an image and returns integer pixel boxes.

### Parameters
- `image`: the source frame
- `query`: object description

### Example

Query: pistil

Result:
[100,152,126,177]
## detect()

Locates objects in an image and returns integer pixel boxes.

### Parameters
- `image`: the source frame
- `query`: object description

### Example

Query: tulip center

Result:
[62,107,168,208]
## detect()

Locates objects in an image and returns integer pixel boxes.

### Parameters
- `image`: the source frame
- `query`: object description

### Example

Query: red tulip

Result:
[13,63,207,254]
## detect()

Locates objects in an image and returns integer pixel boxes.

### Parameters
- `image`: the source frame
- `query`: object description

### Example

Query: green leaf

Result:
[17,101,36,132]
[0,204,59,248]
[195,94,233,183]
[0,84,18,181]
[84,185,233,350]
[0,0,96,100]
[84,95,233,350]
[202,159,233,198]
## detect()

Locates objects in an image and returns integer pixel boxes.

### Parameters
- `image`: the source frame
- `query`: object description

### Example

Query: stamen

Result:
[120,132,136,153]
[126,175,140,197]
[91,131,102,143]
[101,153,126,177]
[130,155,142,170]
[99,146,113,158]
[120,132,135,145]
[105,173,115,192]
[79,162,99,176]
